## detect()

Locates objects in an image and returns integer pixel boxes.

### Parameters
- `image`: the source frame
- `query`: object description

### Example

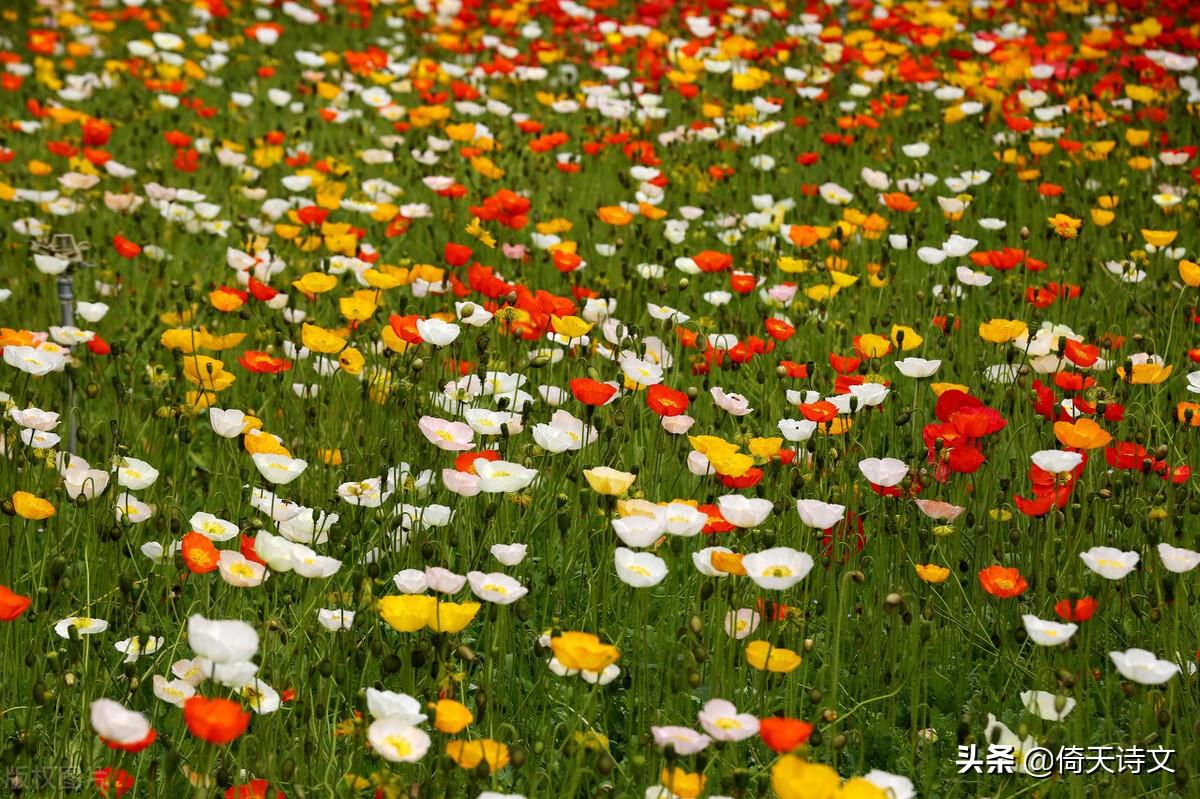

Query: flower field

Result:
[3,0,1200,797]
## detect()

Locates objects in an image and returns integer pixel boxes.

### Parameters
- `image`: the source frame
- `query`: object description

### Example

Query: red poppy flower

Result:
[388,314,424,345]
[295,205,328,227]
[699,504,734,534]
[183,697,251,745]
[759,717,814,753]
[1014,485,1071,516]
[719,468,763,490]
[247,277,279,302]
[645,384,688,417]
[163,130,192,149]
[87,335,111,356]
[1055,597,1097,623]
[730,272,757,293]
[949,406,1006,439]
[552,250,583,273]
[454,450,501,474]
[444,242,473,266]
[94,768,134,798]
[765,318,795,341]
[1062,339,1099,367]
[833,374,865,395]
[112,235,141,259]
[945,445,986,474]
[1054,371,1094,393]
[828,353,861,374]
[240,535,265,566]
[821,512,866,562]
[1104,442,1147,470]
[226,779,285,799]
[238,351,292,374]
[82,119,112,147]
[0,584,32,621]
[798,401,839,423]
[570,378,617,406]
[755,599,791,622]
[692,250,733,273]
[778,360,809,379]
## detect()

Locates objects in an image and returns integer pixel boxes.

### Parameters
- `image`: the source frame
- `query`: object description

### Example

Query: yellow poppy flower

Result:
[182,355,236,392]
[292,272,338,295]
[915,563,950,583]
[445,739,509,773]
[745,640,802,673]
[772,756,841,799]
[550,632,621,672]
[12,491,55,520]
[339,296,376,323]
[978,318,1027,344]
[1179,260,1200,288]
[890,325,923,351]
[708,450,754,478]
[378,595,436,632]
[1141,229,1177,248]
[432,699,474,734]
[550,315,593,339]
[747,437,783,459]
[857,333,891,358]
[582,467,636,496]
[1046,213,1082,239]
[427,601,480,633]
[659,768,706,799]
[1117,362,1172,385]
[301,324,346,354]
[338,347,365,375]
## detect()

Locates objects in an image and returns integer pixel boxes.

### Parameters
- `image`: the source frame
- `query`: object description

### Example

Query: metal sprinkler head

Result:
[31,232,92,267]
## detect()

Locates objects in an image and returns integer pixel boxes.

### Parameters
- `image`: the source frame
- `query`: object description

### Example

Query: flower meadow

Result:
[2,0,1200,797]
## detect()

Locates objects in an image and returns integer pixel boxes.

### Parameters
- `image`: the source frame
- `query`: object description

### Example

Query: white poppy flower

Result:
[742,547,814,590]
[1022,614,1077,646]
[1020,690,1075,721]
[187,614,258,663]
[1080,546,1139,580]
[796,499,846,529]
[614,547,668,587]
[1109,649,1181,685]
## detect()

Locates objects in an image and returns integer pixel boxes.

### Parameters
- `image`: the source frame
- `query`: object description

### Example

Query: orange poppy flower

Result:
[183,697,251,745]
[710,551,746,575]
[181,532,220,574]
[1053,418,1112,450]
[596,206,633,226]
[881,192,918,212]
[787,225,823,247]
[978,565,1028,599]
